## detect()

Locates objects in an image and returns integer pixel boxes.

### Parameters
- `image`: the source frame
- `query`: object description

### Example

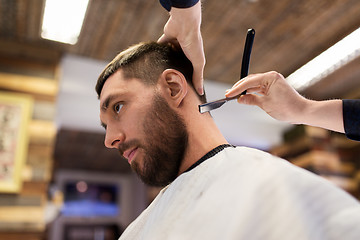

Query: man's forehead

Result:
[101,71,125,94]
[100,70,149,96]
[99,71,155,108]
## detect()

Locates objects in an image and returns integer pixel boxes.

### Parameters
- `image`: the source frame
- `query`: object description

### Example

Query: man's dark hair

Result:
[95,41,206,103]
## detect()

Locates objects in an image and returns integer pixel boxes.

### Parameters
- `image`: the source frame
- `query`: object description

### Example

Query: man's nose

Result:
[104,127,125,149]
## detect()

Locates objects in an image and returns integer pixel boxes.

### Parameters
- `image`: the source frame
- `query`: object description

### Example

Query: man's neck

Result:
[178,111,228,174]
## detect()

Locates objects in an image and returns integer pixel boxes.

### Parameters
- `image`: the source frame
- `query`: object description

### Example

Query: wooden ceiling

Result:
[1,0,360,99]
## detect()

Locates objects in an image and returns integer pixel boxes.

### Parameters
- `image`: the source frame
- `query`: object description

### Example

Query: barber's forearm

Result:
[298,99,344,133]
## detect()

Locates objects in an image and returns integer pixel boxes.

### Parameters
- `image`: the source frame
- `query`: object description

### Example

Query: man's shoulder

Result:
[215,146,289,171]
[188,146,294,187]
[206,146,334,189]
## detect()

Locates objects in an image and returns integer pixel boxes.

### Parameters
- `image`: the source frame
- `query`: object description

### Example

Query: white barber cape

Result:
[120,146,360,240]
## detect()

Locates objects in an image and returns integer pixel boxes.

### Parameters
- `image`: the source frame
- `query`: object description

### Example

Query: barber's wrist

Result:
[170,2,201,38]
[170,1,201,22]
[288,96,312,125]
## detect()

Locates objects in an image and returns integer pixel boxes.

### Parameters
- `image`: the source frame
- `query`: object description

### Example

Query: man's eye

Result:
[114,103,123,113]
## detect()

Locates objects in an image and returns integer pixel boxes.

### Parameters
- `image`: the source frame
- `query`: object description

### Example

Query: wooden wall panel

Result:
[0,73,57,101]
[2,0,360,99]
[0,58,58,235]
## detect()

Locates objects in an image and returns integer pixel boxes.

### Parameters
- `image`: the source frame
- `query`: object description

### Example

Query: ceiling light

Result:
[41,0,89,45]
[286,27,360,91]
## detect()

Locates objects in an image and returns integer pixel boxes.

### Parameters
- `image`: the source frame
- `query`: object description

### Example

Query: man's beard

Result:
[121,94,188,187]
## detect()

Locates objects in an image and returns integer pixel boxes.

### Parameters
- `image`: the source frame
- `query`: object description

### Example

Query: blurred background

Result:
[0,0,360,239]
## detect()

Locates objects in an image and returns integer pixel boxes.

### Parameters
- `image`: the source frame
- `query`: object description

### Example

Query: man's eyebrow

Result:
[101,94,117,111]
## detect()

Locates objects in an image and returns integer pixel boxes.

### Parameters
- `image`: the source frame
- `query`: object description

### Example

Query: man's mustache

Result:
[118,139,141,156]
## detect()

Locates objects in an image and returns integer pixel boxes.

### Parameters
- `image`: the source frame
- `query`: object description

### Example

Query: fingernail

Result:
[198,87,204,95]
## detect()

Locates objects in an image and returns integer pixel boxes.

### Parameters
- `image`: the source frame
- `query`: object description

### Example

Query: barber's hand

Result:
[158,1,205,95]
[225,71,307,123]
[226,71,345,133]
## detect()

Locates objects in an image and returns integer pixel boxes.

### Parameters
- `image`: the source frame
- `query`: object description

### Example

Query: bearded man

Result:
[96,42,360,240]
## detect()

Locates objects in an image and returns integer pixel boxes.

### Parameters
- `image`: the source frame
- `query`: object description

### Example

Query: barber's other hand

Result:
[225,71,307,123]
[158,1,205,95]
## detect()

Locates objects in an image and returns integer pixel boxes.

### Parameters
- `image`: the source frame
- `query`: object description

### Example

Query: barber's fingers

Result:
[192,63,205,95]
[157,34,181,48]
[157,34,168,43]
[237,94,263,107]
[183,43,205,95]
[243,86,263,94]
[158,33,205,95]
[225,74,264,98]
[232,73,262,88]
[226,71,283,98]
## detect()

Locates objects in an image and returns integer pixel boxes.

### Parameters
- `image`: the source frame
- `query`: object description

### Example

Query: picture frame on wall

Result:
[0,91,33,193]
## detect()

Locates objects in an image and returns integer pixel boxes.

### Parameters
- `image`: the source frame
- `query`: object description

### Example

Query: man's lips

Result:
[123,147,138,164]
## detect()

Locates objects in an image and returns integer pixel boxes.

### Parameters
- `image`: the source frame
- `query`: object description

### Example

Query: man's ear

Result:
[159,69,188,107]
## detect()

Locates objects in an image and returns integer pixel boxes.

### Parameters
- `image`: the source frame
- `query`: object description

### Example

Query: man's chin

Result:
[133,164,176,187]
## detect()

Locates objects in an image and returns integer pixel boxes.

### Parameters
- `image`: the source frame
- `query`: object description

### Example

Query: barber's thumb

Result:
[237,94,259,106]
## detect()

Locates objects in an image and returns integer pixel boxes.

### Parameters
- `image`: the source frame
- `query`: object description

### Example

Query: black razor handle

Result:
[240,28,255,95]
